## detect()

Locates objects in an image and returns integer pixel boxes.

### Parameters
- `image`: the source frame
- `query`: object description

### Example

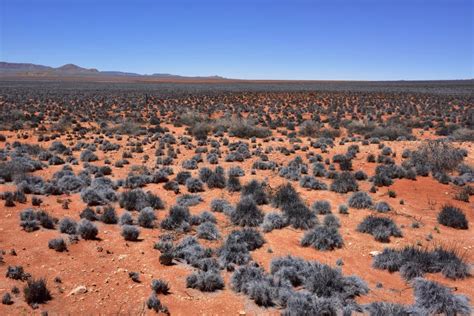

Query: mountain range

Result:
[0,62,227,81]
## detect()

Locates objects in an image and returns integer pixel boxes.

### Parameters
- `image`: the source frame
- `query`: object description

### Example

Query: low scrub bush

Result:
[197,222,220,240]
[348,191,373,209]
[24,278,51,306]
[373,246,470,280]
[48,238,67,252]
[100,206,118,224]
[121,225,140,241]
[301,226,344,251]
[330,172,358,193]
[262,212,286,232]
[312,200,331,214]
[437,205,468,229]
[186,270,224,292]
[231,197,264,227]
[138,207,156,228]
[357,215,402,242]
[77,219,98,240]
[59,217,77,235]
[151,279,170,295]
[412,278,470,315]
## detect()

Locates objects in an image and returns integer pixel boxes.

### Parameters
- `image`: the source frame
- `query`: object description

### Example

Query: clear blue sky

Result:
[1,0,472,80]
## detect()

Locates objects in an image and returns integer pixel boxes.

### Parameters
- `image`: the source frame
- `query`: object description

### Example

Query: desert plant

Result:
[100,206,118,224]
[437,205,468,229]
[77,219,98,240]
[197,222,220,240]
[24,278,51,306]
[151,279,170,295]
[330,172,358,193]
[357,215,402,242]
[231,197,264,227]
[186,270,224,292]
[301,226,344,251]
[312,200,331,214]
[373,245,470,280]
[59,217,77,235]
[138,207,156,228]
[121,225,140,241]
[262,212,286,232]
[412,278,471,315]
[348,191,373,209]
[48,238,67,252]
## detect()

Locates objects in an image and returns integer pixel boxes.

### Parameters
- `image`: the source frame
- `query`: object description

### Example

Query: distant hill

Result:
[0,61,228,81]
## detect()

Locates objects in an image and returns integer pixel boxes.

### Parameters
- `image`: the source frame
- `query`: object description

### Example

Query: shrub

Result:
[300,176,327,190]
[357,216,402,242]
[365,302,410,316]
[373,201,392,213]
[186,270,224,292]
[197,222,220,240]
[120,211,133,225]
[210,199,233,214]
[121,225,140,241]
[312,200,331,214]
[218,240,251,268]
[231,197,264,227]
[77,219,98,240]
[24,278,51,306]
[173,236,212,266]
[226,228,265,251]
[186,177,205,193]
[272,183,300,208]
[348,192,373,209]
[282,201,317,230]
[80,149,98,162]
[146,294,163,313]
[119,189,164,211]
[338,204,349,214]
[80,178,117,206]
[262,212,286,232]
[279,156,308,181]
[229,166,245,177]
[151,279,170,295]
[412,278,471,315]
[323,214,340,228]
[437,205,468,229]
[100,206,118,224]
[138,207,156,228]
[229,120,271,139]
[242,180,268,205]
[330,172,358,193]
[176,194,202,207]
[373,246,470,280]
[160,205,191,230]
[227,175,242,192]
[206,167,226,189]
[2,292,13,305]
[6,265,28,280]
[48,238,67,252]
[59,217,77,235]
[301,226,344,251]
[80,207,97,221]
[407,140,465,174]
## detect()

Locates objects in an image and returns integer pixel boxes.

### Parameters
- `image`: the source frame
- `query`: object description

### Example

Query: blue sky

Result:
[1,0,472,80]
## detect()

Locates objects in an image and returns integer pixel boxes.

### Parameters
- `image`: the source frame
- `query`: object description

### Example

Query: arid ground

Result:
[0,80,472,315]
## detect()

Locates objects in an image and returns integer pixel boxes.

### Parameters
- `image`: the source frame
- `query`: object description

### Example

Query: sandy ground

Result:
[0,126,472,315]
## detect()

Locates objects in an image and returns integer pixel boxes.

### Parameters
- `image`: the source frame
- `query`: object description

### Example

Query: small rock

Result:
[369,251,381,257]
[68,285,87,296]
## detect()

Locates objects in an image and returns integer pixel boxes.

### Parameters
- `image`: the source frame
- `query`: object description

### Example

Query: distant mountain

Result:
[0,61,227,81]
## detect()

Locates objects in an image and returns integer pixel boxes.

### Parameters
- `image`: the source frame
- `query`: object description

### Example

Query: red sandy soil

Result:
[0,127,472,315]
